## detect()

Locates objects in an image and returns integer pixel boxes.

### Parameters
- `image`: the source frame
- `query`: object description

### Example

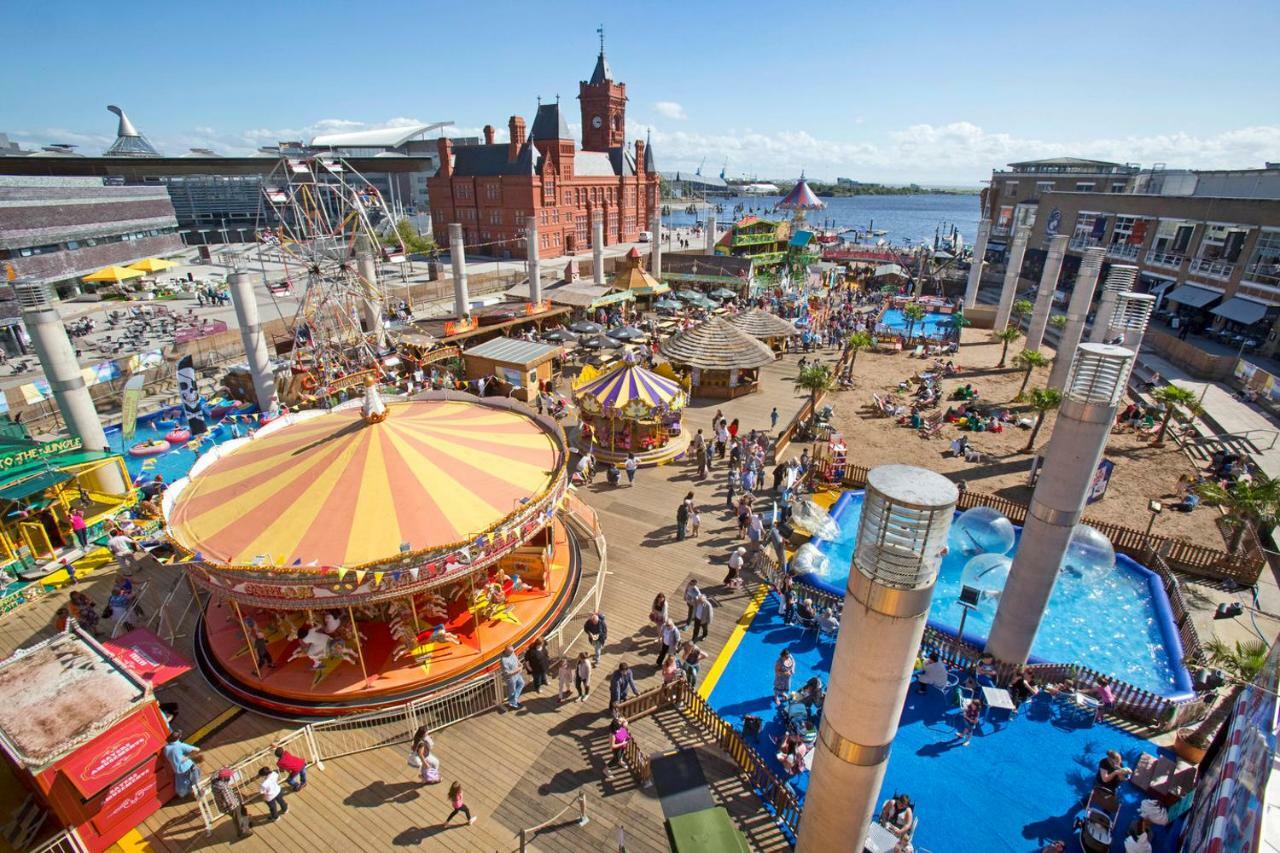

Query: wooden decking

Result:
[0,354,817,852]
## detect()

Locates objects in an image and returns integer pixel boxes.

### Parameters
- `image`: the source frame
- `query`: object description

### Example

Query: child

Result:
[608,718,631,768]
[444,781,476,826]
[957,699,981,746]
[574,652,593,702]
[690,506,702,538]
[557,655,574,703]
[257,767,288,820]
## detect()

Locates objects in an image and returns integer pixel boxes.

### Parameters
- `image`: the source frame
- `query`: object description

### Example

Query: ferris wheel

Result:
[257,155,406,381]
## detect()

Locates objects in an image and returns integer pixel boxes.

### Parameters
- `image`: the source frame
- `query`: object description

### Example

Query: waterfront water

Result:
[662,192,980,249]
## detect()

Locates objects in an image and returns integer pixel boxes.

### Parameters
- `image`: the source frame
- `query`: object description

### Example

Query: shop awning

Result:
[0,470,71,502]
[1165,283,1223,309]
[1212,296,1270,326]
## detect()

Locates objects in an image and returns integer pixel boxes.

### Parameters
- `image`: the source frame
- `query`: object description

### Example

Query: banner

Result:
[176,356,207,437]
[120,374,146,441]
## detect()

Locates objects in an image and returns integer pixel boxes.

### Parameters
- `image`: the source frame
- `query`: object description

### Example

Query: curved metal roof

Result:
[311,122,452,148]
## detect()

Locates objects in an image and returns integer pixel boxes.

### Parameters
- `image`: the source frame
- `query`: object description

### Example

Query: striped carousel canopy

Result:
[574,353,686,419]
[776,174,826,210]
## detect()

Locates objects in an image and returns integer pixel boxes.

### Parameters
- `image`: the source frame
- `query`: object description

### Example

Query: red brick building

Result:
[429,46,659,260]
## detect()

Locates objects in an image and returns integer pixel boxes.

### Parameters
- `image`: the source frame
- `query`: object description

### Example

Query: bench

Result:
[1131,753,1197,800]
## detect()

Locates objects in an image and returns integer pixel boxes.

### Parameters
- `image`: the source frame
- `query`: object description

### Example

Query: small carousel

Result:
[573,352,689,467]
[164,382,579,717]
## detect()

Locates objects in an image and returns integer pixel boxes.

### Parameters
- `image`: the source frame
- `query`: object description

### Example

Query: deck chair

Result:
[910,345,925,358]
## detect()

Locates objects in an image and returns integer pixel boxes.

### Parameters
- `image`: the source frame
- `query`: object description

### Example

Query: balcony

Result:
[1069,235,1103,251]
[1243,261,1280,289]
[1106,243,1140,261]
[1144,250,1185,270]
[1189,257,1236,281]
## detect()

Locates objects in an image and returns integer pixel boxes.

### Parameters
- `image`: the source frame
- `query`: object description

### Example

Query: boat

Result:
[165,429,192,444]
[128,439,170,457]
[154,419,179,430]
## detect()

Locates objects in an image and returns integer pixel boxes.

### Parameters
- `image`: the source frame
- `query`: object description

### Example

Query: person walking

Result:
[499,645,526,711]
[584,612,608,665]
[679,641,707,692]
[657,618,681,667]
[609,718,632,769]
[257,767,289,821]
[675,499,690,542]
[771,407,779,431]
[689,505,702,538]
[573,651,593,702]
[211,768,252,838]
[556,655,574,702]
[725,466,738,510]
[682,580,701,628]
[691,595,714,642]
[106,528,138,575]
[773,649,796,699]
[624,453,637,485]
[162,732,202,798]
[444,781,476,826]
[648,592,668,645]
[724,547,746,589]
[525,638,551,693]
[609,662,640,705]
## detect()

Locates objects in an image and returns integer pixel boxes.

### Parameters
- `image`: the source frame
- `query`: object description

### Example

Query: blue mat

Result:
[706,590,1170,852]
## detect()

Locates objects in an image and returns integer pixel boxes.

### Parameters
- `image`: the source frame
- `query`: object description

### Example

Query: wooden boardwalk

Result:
[0,354,816,852]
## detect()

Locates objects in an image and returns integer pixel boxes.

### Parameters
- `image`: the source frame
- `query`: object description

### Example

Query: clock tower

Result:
[578,33,626,153]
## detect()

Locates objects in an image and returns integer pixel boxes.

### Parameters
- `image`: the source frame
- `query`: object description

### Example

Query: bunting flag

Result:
[373,571,384,586]
[335,568,349,581]
[354,570,366,585]
[409,567,420,581]
[176,355,207,437]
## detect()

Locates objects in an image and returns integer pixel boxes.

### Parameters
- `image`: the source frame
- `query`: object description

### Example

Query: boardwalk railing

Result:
[545,492,608,658]
[193,672,506,834]
[29,829,88,853]
[516,791,589,851]
[827,462,1265,586]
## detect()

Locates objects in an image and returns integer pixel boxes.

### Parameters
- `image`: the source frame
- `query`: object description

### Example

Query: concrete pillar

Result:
[986,343,1135,664]
[1024,235,1069,352]
[1047,247,1105,391]
[355,234,386,352]
[592,214,606,287]
[963,219,991,309]
[993,225,1031,330]
[16,281,124,493]
[1108,291,1156,352]
[705,212,718,255]
[651,208,662,280]
[1087,265,1138,343]
[526,217,542,305]
[227,272,278,415]
[448,223,469,318]
[797,465,957,853]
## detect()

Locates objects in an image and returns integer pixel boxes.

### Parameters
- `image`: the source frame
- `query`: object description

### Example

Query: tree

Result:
[948,312,970,343]
[1150,384,1202,445]
[1010,298,1034,329]
[385,219,437,256]
[843,331,874,379]
[1195,476,1280,552]
[1014,349,1050,399]
[1021,387,1062,453]
[793,363,838,430]
[1182,636,1272,750]
[902,302,927,342]
[879,283,898,298]
[1049,314,1068,330]
[993,325,1022,367]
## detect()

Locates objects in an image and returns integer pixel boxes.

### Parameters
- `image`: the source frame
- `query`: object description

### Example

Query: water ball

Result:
[960,552,1013,603]
[1062,524,1116,578]
[950,506,1016,556]
[792,543,831,577]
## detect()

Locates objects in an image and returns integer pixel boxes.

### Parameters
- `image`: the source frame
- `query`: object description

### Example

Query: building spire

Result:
[598,24,605,57]
[589,26,613,85]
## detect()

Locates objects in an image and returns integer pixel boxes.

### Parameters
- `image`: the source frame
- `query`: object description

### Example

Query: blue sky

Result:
[6,0,1278,184]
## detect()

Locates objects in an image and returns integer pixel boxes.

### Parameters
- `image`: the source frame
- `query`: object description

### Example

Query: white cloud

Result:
[653,101,687,120]
[629,119,1280,184]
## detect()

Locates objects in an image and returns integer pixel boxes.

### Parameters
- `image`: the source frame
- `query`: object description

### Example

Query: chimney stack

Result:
[635,139,646,174]
[483,124,495,145]
[508,116,526,163]
[436,137,453,178]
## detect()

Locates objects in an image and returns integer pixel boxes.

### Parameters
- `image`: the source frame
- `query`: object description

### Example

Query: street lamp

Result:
[1146,499,1164,541]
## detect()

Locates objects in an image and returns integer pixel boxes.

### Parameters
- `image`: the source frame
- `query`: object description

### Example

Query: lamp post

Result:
[1146,499,1164,542]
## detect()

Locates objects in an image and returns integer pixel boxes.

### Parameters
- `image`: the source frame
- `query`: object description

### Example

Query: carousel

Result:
[573,352,689,467]
[658,317,778,398]
[164,382,579,717]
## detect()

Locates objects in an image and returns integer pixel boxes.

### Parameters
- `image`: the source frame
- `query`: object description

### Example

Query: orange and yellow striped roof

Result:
[168,401,559,567]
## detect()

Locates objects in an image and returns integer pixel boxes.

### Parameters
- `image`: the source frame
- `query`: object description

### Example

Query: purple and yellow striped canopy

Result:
[575,362,686,417]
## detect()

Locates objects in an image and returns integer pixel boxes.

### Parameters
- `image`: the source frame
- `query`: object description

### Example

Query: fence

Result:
[544,492,608,659]
[193,672,505,834]
[29,829,87,853]
[516,792,589,851]
[829,462,1265,586]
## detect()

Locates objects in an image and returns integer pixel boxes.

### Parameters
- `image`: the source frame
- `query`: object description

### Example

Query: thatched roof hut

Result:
[659,318,776,398]
[728,308,800,343]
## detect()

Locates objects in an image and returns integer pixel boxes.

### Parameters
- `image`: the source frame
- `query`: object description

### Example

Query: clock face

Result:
[591,116,603,129]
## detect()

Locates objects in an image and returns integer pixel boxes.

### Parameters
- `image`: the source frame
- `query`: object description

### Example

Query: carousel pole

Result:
[468,570,482,654]
[230,599,263,680]
[347,605,370,684]
[407,593,421,634]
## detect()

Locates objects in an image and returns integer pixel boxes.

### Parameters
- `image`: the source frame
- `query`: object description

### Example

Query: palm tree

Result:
[1195,477,1280,551]
[948,312,970,343]
[843,331,874,380]
[1150,384,1202,445]
[1021,387,1062,453]
[1182,636,1271,750]
[1014,349,1050,399]
[1010,298,1034,330]
[902,302,927,342]
[993,325,1022,367]
[793,363,838,431]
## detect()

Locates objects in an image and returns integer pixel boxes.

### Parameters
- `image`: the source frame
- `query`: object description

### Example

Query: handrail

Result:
[517,791,589,851]
[1186,427,1280,451]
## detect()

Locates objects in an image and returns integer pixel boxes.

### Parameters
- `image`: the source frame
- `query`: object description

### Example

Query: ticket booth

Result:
[0,629,173,852]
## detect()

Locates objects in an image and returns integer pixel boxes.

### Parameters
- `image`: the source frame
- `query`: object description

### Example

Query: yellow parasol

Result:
[128,257,178,274]
[82,265,145,284]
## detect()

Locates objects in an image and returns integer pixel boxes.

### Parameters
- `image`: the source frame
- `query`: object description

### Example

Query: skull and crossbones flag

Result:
[176,355,207,436]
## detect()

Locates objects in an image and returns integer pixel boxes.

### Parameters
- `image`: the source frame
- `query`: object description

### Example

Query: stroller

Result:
[1074,785,1119,852]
